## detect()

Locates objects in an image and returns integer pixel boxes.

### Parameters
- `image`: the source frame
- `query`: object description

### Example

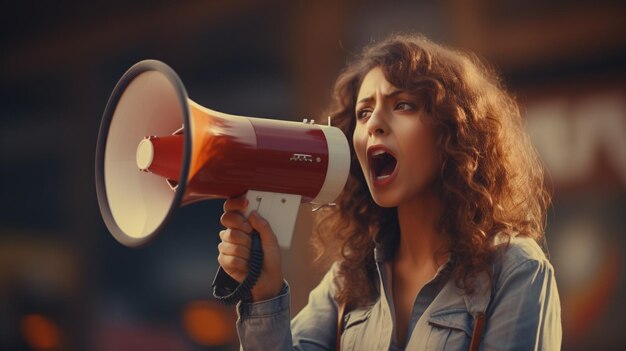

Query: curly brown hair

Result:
[312,33,551,308]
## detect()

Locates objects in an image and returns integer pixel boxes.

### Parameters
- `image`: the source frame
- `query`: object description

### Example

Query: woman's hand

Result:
[218,194,285,302]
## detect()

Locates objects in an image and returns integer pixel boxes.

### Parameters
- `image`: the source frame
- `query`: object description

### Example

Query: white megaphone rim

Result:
[95,60,192,247]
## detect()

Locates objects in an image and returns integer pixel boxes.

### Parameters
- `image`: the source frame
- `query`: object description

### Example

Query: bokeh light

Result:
[182,300,236,346]
[20,314,63,351]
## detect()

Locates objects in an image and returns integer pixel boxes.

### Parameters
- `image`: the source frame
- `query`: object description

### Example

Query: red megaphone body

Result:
[95,60,350,248]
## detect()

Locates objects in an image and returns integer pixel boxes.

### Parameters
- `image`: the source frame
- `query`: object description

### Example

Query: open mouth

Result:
[368,148,398,182]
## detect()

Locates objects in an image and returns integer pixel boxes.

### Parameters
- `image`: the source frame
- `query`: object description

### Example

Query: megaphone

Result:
[95,60,350,303]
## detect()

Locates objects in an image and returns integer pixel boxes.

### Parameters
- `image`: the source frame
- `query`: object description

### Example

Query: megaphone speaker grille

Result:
[95,60,191,247]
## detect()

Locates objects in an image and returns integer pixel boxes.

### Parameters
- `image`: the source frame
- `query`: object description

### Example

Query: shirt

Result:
[235,236,562,350]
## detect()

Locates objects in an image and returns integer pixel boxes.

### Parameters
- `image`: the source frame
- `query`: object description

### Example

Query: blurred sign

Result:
[526,92,626,189]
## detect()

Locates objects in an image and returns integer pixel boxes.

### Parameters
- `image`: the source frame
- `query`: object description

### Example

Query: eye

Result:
[356,108,372,120]
[395,102,414,111]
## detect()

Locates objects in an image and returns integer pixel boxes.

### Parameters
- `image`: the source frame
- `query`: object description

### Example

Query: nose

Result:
[366,109,389,137]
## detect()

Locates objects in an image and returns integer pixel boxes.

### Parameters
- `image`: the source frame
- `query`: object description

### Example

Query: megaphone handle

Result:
[212,231,264,304]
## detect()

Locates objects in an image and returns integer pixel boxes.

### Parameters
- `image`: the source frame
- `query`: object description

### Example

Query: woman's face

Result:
[352,67,441,208]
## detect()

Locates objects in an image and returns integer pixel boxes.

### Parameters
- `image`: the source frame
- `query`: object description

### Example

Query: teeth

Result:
[372,149,386,156]
[376,174,390,180]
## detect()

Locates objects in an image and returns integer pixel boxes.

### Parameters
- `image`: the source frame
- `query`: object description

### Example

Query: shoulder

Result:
[495,235,547,262]
[492,236,555,289]
[482,236,563,349]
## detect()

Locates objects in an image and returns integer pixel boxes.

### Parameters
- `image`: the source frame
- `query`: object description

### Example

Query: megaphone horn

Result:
[95,60,350,303]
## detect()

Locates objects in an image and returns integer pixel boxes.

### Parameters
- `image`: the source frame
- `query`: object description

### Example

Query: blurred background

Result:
[1,0,625,350]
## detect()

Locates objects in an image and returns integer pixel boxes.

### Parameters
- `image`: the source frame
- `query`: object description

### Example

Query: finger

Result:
[218,241,251,260]
[223,195,249,213]
[248,210,279,246]
[220,212,253,233]
[217,253,248,281]
[222,268,246,283]
[219,229,252,248]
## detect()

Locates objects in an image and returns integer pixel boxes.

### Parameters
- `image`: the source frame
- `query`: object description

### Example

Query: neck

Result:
[395,189,447,269]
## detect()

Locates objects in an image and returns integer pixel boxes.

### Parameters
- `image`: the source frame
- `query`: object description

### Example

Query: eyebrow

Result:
[356,89,407,105]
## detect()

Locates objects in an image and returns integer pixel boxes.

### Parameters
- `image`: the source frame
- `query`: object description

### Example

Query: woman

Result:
[217,33,562,350]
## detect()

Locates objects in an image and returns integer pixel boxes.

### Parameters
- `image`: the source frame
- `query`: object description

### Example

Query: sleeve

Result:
[482,257,562,351]
[236,264,339,351]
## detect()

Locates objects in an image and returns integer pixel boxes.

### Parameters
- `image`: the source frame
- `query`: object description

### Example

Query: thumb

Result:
[248,211,279,246]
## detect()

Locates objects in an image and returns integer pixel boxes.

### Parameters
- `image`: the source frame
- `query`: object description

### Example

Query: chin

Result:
[367,181,440,209]
[368,187,403,208]
[372,200,397,208]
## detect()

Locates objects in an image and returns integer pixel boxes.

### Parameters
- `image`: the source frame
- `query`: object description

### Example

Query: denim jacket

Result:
[236,237,562,350]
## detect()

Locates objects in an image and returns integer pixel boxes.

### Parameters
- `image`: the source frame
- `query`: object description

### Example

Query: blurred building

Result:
[1,1,625,350]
